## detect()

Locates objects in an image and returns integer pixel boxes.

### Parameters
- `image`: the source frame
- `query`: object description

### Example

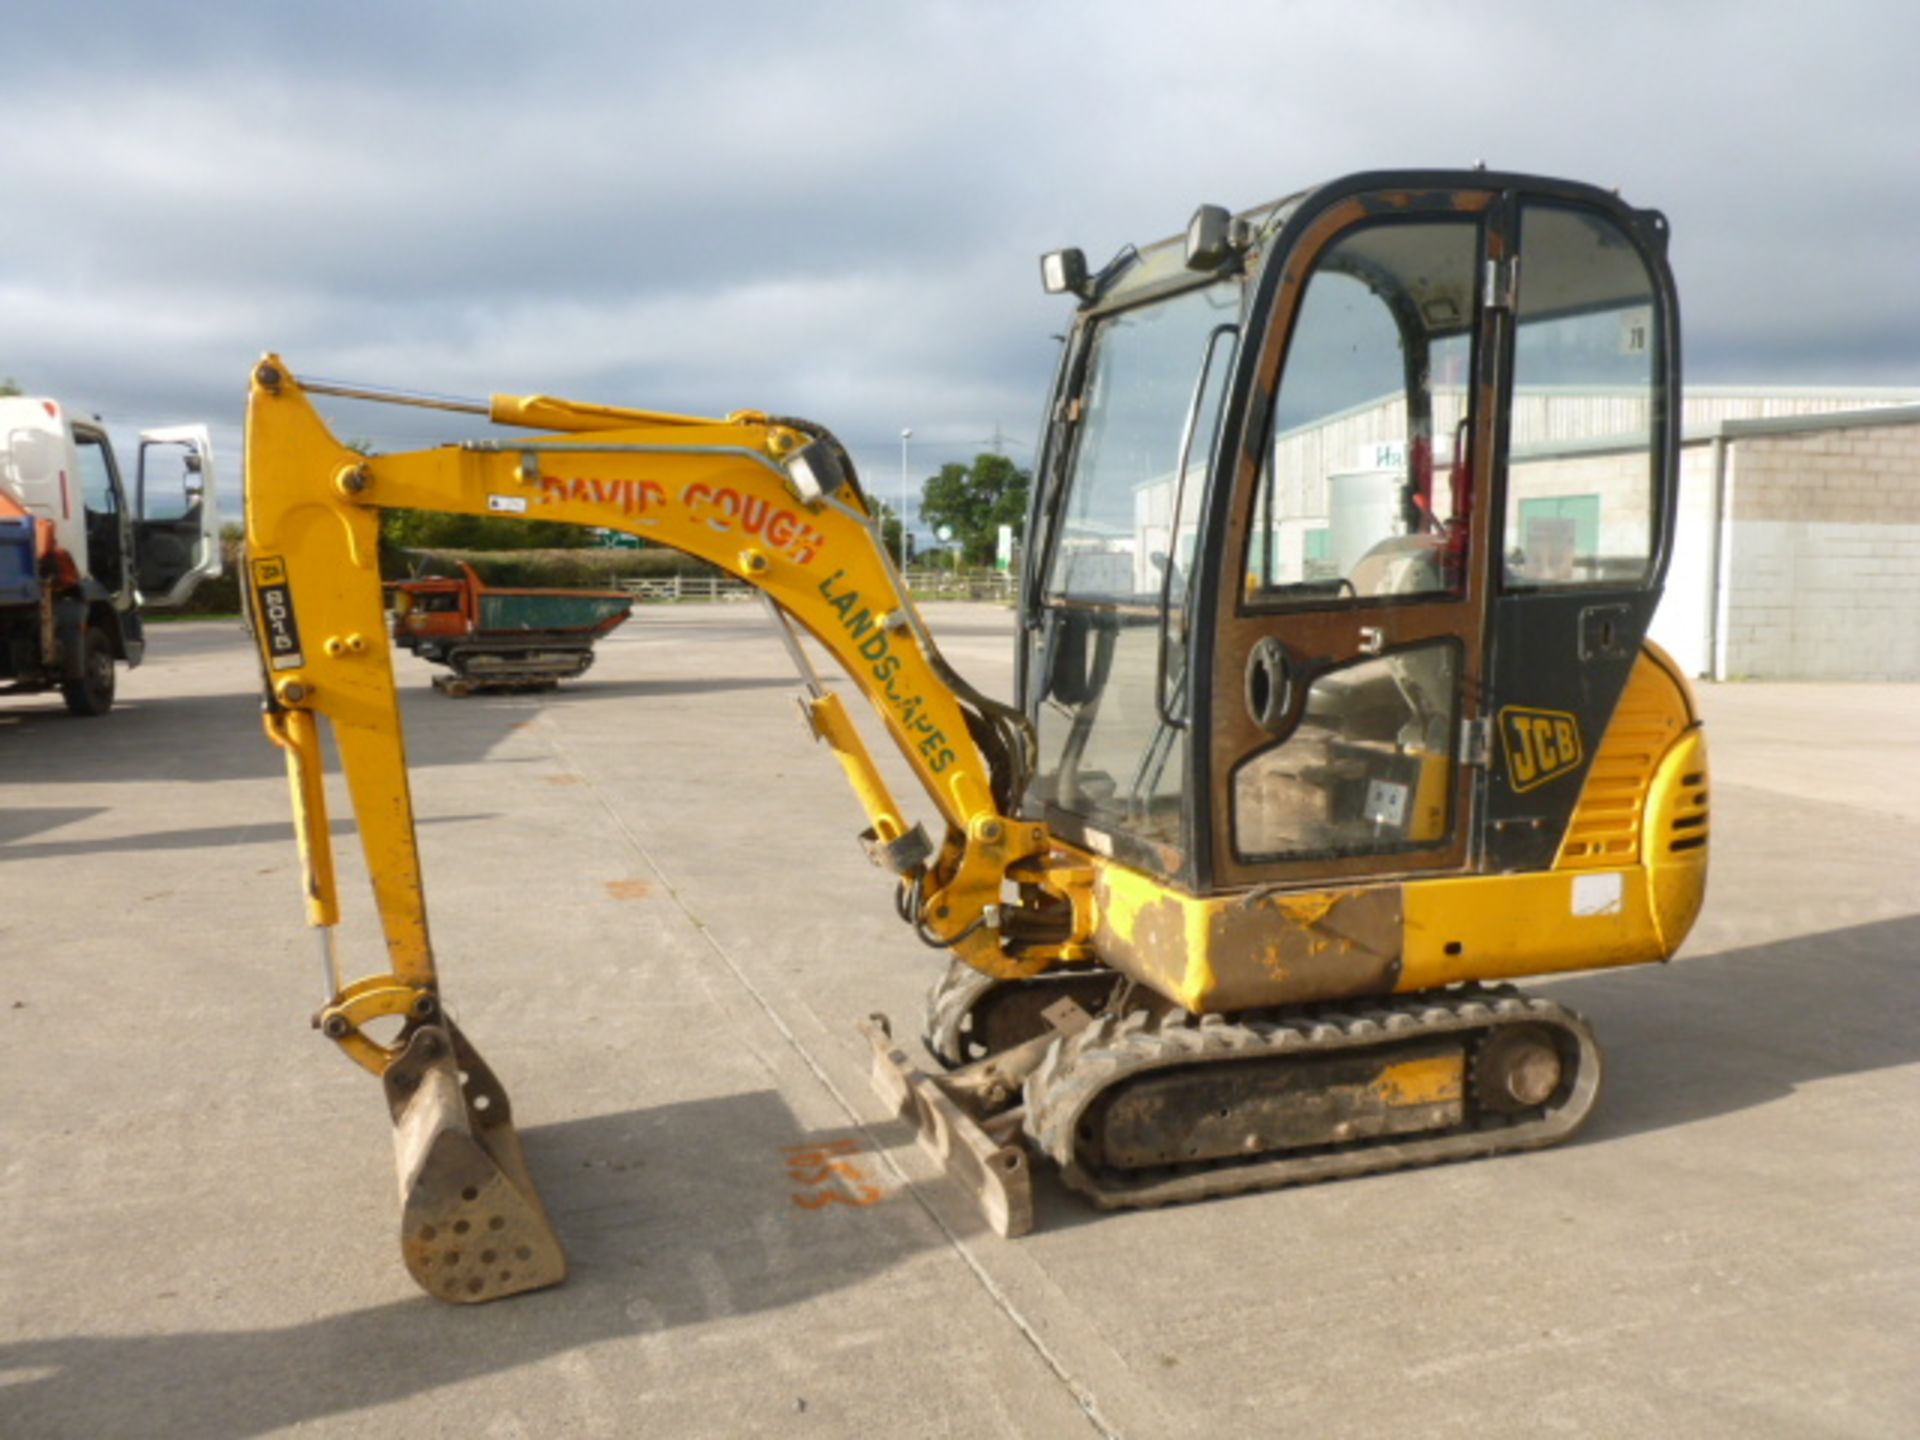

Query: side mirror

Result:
[1040,248,1089,298]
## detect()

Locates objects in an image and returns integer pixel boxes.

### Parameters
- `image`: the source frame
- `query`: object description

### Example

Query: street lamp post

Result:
[898,427,913,576]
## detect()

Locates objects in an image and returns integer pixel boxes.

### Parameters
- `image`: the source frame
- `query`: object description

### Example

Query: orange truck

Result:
[387,562,633,696]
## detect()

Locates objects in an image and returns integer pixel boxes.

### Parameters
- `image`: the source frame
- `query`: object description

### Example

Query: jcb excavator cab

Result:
[1021,170,1688,929]
[960,172,1705,1213]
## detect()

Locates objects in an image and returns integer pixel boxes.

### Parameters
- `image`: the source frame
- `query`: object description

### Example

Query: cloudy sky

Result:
[4,0,1916,528]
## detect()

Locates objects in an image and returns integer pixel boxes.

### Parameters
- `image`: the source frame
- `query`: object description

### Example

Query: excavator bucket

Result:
[860,1015,1034,1238]
[382,1021,567,1303]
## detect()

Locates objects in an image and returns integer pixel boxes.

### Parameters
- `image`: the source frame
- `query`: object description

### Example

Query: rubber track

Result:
[921,957,1120,1070]
[922,958,1002,1068]
[1024,984,1601,1210]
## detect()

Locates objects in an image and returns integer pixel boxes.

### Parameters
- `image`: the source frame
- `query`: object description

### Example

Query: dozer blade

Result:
[382,1021,567,1303]
[859,1014,1033,1238]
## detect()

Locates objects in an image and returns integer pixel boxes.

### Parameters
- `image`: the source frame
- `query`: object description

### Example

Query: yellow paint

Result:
[1372,1054,1464,1107]
[1400,865,1659,990]
[1406,749,1451,843]
[805,691,908,846]
[1092,859,1219,1009]
[1556,644,1694,870]
[261,709,337,929]
[1642,724,1710,952]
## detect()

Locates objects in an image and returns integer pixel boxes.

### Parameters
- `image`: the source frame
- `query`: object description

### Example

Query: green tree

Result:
[918,453,1029,567]
[0,377,21,397]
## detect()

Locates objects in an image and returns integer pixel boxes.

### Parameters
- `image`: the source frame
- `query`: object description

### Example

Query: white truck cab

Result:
[0,397,222,712]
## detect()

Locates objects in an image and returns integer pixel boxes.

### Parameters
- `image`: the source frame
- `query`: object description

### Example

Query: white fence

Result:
[619,570,1014,603]
[618,574,756,602]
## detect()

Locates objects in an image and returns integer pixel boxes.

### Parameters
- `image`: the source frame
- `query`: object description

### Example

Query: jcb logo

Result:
[1499,706,1583,793]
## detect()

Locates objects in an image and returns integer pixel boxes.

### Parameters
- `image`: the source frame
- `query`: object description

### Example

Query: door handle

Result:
[1357,626,1386,655]
[1245,637,1298,734]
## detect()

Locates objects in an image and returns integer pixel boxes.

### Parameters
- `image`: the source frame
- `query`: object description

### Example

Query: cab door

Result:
[135,424,222,608]
[1199,184,1507,889]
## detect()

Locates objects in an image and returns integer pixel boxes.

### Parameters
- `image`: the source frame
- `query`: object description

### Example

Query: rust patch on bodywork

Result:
[1089,863,1402,1014]
[1204,886,1402,1010]
[603,878,653,900]
[1090,880,1195,1006]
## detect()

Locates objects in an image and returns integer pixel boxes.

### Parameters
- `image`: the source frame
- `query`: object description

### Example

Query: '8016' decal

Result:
[250,556,305,670]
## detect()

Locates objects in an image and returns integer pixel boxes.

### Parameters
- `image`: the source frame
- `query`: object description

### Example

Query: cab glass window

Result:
[1250,220,1481,604]
[1046,281,1239,603]
[1233,641,1460,862]
[138,441,205,521]
[75,435,119,514]
[1029,279,1238,858]
[1502,205,1659,588]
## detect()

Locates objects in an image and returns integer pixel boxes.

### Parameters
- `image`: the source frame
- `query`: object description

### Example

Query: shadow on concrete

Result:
[0,683,558,787]
[0,1091,964,1440]
[0,670,806,789]
[0,812,494,862]
[0,693,286,782]
[0,807,109,845]
[1547,912,1920,1144]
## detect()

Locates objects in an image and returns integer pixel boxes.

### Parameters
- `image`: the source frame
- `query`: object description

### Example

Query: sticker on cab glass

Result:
[1498,705,1583,793]
[250,555,305,670]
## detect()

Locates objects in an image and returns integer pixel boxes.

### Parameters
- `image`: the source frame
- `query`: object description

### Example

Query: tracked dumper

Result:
[389,562,633,696]
[243,169,1708,1299]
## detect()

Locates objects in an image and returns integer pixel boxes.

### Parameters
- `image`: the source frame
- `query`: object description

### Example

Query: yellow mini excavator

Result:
[244,170,1708,1302]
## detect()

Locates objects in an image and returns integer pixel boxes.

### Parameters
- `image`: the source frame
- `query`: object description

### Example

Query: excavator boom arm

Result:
[244,356,1082,1062]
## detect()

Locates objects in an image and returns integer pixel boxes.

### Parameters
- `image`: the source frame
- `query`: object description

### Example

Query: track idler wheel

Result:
[382,1021,567,1303]
[1471,1023,1566,1115]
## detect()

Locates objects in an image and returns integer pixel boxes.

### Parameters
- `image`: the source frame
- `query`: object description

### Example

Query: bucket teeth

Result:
[384,1022,566,1303]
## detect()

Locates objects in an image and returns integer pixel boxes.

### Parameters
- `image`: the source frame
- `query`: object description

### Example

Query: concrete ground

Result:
[1,606,1914,1440]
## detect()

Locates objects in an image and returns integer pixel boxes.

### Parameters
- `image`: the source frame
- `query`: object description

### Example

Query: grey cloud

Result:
[3,0,1917,518]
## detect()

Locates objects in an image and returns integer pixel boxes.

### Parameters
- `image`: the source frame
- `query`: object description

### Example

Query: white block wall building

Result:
[1658,391,1920,680]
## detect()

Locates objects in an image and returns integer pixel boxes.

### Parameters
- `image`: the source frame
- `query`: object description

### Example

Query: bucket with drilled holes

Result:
[382,1021,567,1302]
